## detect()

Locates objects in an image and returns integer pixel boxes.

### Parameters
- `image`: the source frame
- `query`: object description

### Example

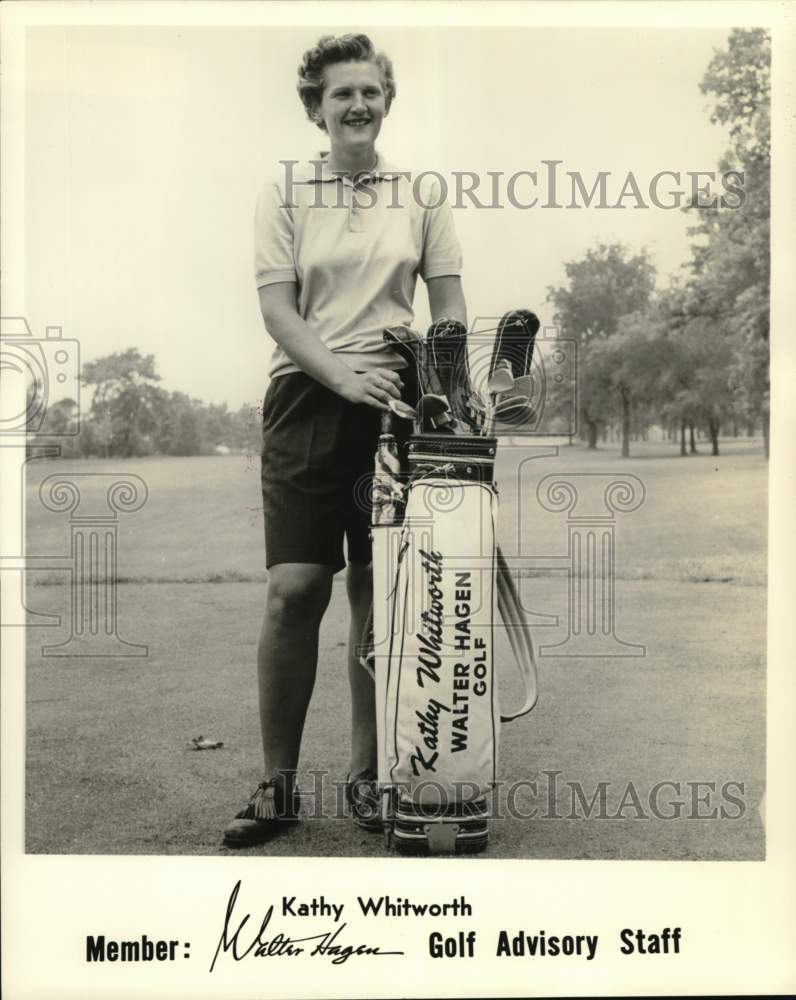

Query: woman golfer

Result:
[224,33,467,846]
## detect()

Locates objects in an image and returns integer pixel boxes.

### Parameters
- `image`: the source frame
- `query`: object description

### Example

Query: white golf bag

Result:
[370,429,538,854]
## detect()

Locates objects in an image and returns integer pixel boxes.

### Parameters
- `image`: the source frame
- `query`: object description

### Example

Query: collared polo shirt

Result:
[254,153,463,378]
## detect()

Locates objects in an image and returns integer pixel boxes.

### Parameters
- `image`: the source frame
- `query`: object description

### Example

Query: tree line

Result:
[31,348,260,459]
[546,28,769,458]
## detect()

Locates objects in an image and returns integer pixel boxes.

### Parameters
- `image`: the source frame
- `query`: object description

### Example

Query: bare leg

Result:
[257,563,334,775]
[346,561,377,776]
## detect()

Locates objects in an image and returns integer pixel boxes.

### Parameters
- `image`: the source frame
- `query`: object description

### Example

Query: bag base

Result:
[391,795,489,855]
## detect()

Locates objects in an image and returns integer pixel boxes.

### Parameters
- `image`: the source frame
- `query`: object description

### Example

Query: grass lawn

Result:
[25,435,767,586]
[24,436,767,858]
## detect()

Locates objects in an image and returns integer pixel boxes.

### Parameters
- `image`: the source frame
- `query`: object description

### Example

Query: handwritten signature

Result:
[210,881,405,970]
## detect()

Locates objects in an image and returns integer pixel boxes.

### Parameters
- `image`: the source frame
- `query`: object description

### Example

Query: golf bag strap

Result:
[358,601,375,680]
[496,545,539,722]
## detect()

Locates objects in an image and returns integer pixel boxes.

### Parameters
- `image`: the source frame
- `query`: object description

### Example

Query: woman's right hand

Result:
[338,369,404,410]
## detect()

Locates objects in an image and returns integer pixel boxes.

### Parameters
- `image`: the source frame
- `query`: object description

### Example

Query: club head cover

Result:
[384,325,428,408]
[417,393,456,433]
[489,309,540,381]
[426,317,482,433]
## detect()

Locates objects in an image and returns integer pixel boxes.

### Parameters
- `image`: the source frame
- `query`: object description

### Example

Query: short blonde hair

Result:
[297,33,396,130]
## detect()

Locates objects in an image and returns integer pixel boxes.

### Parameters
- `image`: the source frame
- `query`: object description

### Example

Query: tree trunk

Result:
[708,418,720,456]
[689,423,697,454]
[621,393,631,458]
[601,425,608,443]
[680,419,687,456]
[586,419,599,449]
[747,421,755,437]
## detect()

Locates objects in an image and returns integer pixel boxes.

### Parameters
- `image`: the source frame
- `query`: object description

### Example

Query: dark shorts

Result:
[261,372,408,573]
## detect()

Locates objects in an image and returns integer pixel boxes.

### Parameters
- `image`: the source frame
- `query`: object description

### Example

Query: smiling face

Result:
[316,60,387,153]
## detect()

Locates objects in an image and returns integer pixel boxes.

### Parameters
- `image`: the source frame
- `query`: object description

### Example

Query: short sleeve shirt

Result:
[254,153,463,378]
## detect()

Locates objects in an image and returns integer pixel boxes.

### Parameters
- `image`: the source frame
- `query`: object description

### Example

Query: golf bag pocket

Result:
[384,476,500,809]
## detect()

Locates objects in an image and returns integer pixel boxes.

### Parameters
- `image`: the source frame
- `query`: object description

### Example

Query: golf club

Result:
[426,318,482,433]
[482,360,516,436]
[383,325,429,410]
[388,397,421,435]
[494,395,534,424]
[417,393,455,433]
[388,398,418,421]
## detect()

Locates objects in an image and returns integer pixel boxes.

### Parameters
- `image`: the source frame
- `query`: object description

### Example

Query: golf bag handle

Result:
[496,545,539,722]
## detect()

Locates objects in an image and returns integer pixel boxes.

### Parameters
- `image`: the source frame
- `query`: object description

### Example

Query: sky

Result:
[24,23,735,409]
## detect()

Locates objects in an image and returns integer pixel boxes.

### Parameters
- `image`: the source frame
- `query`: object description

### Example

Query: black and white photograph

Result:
[2,2,794,998]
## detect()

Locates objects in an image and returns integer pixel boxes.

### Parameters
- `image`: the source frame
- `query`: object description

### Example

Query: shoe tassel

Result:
[249,781,278,821]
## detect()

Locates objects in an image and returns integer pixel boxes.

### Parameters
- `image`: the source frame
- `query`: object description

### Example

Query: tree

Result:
[655,279,742,458]
[700,27,770,165]
[674,320,736,456]
[547,243,656,343]
[230,402,262,456]
[573,340,616,449]
[685,28,770,456]
[653,286,695,455]
[547,243,656,447]
[42,397,79,437]
[150,390,202,455]
[587,311,676,458]
[174,409,202,456]
[26,392,82,458]
[81,349,163,457]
